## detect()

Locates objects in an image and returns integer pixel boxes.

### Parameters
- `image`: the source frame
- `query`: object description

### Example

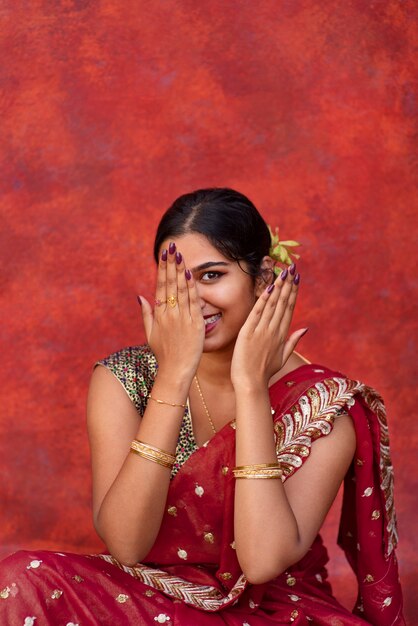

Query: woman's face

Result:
[159,233,261,354]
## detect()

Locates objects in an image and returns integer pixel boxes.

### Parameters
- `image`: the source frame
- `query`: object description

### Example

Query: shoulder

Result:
[271,351,356,389]
[269,351,311,386]
[95,344,157,413]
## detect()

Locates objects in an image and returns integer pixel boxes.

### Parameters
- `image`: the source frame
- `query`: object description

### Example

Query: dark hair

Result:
[153,188,272,280]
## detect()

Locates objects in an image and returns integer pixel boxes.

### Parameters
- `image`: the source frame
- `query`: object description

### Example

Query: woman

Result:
[0,188,404,625]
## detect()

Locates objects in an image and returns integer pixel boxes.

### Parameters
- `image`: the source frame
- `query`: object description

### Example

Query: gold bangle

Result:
[148,394,187,409]
[130,439,175,469]
[233,469,283,479]
[232,463,283,479]
[233,463,280,471]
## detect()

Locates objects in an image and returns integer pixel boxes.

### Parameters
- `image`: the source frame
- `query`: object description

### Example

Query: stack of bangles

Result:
[232,463,283,479]
[130,439,175,470]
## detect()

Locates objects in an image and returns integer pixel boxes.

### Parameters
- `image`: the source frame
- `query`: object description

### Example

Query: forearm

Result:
[96,372,191,565]
[234,385,302,584]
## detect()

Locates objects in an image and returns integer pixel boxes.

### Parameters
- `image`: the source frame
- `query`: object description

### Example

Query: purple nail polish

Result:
[169,242,176,255]
[176,252,182,265]
[267,284,275,294]
[293,273,300,285]
[161,249,168,262]
[289,263,296,276]
[136,295,142,306]
[185,269,192,280]
[280,268,288,280]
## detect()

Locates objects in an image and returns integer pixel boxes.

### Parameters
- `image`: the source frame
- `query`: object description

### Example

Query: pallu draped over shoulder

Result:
[0,345,405,625]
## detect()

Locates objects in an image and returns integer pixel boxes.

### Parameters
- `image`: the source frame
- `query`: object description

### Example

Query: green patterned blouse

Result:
[97,345,198,477]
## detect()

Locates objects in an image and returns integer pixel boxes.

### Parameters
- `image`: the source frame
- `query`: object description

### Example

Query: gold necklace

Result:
[194,375,217,434]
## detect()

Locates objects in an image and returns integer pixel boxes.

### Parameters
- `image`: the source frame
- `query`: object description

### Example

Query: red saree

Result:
[0,348,405,625]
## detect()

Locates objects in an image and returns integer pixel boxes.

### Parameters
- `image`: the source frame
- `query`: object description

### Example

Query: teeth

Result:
[204,314,221,326]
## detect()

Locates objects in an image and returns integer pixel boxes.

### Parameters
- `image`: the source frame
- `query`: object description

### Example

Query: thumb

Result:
[282,328,309,365]
[137,295,153,342]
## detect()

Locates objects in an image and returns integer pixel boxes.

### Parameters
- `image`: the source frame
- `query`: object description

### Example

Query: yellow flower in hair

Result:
[268,226,301,275]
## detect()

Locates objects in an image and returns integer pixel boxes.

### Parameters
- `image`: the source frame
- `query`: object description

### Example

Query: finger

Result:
[272,274,300,337]
[282,327,309,364]
[186,269,203,321]
[138,296,154,342]
[175,251,189,309]
[278,274,299,336]
[257,269,289,328]
[166,241,178,311]
[242,280,277,333]
[154,248,168,312]
[269,269,296,331]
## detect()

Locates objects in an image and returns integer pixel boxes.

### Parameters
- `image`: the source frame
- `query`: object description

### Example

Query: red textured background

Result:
[1,1,417,622]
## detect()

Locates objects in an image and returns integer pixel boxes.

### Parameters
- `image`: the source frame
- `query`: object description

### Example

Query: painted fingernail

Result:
[280,268,288,280]
[293,273,300,285]
[169,242,176,255]
[289,263,296,276]
[176,252,182,265]
[185,269,192,280]
[267,284,275,294]
[136,295,142,306]
[161,249,168,261]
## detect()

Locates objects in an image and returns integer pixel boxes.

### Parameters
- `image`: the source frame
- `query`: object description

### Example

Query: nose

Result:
[194,283,207,311]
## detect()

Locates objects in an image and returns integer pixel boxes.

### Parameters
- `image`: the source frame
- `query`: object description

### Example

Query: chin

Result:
[202,335,236,354]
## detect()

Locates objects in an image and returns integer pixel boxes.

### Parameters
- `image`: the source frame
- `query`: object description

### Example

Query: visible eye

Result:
[200,271,224,282]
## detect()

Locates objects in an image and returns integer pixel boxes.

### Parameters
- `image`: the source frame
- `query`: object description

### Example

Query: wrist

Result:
[232,378,269,395]
[234,385,272,421]
[153,370,193,399]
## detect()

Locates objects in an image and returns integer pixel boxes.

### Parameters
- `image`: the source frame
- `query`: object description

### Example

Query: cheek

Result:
[201,274,256,317]
[223,284,256,321]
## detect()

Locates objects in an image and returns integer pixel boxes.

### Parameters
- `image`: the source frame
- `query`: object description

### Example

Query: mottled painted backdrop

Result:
[1,0,417,621]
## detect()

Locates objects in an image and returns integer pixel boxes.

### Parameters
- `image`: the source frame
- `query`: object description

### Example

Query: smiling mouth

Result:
[204,313,222,326]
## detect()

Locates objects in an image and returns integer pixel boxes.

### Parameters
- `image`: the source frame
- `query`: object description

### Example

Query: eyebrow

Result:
[190,261,231,273]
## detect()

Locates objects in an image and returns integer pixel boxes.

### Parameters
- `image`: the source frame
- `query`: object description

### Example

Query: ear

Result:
[255,256,276,297]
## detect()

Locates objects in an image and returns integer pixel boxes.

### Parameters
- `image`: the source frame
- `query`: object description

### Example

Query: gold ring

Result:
[154,299,166,307]
[167,294,177,308]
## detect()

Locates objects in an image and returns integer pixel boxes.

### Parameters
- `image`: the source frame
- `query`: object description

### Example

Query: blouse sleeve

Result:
[96,345,158,415]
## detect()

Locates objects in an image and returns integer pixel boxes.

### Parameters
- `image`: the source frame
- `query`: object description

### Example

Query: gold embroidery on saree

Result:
[275,378,360,478]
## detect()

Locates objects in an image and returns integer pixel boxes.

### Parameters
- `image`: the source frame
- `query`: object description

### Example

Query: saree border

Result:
[93,554,248,612]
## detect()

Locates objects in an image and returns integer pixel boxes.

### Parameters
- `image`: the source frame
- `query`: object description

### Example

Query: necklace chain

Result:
[194,375,217,434]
